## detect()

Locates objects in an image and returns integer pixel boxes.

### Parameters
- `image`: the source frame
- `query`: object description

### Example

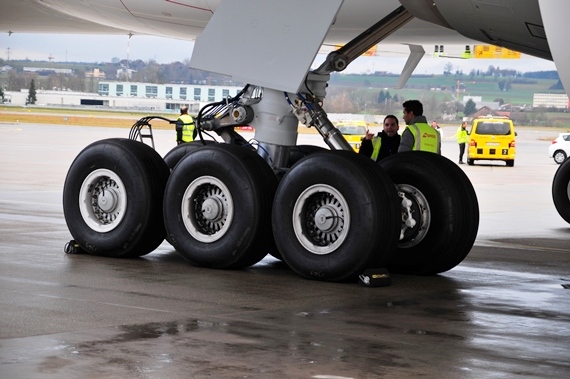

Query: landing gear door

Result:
[190,0,344,93]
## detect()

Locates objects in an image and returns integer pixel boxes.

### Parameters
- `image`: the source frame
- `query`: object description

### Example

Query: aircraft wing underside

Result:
[2,0,567,91]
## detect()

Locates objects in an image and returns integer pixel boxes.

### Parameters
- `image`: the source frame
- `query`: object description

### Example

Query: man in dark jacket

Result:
[359,115,401,162]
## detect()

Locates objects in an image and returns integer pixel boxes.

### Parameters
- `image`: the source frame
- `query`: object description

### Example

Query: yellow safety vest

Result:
[457,127,469,144]
[178,114,195,142]
[371,137,382,161]
[406,122,439,153]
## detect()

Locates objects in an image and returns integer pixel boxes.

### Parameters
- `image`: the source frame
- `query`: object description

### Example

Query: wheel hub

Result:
[397,184,430,248]
[97,188,119,213]
[201,197,224,222]
[314,206,339,232]
[79,169,127,232]
[182,176,234,243]
[293,184,349,255]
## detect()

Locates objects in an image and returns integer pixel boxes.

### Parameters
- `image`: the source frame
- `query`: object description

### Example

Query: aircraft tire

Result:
[379,151,479,275]
[63,138,169,258]
[272,150,400,282]
[552,158,570,224]
[163,144,277,269]
[163,140,218,171]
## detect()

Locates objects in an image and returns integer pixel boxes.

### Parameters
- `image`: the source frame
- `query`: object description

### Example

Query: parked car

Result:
[548,133,570,164]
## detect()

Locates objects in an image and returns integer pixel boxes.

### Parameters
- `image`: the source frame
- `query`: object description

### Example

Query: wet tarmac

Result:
[1,123,569,378]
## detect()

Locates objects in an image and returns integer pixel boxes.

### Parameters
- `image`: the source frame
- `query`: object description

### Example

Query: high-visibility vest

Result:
[406,122,439,153]
[456,126,469,144]
[178,114,195,142]
[371,137,382,161]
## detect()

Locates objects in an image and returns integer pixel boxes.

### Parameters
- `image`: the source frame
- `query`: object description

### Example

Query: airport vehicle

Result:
[336,122,368,152]
[467,116,516,167]
[548,133,570,164]
[3,0,570,281]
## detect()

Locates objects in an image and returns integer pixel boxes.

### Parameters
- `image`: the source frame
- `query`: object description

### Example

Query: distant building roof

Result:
[471,106,507,119]
[23,67,73,74]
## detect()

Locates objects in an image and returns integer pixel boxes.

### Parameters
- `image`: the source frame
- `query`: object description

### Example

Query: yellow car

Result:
[467,116,516,167]
[337,122,368,152]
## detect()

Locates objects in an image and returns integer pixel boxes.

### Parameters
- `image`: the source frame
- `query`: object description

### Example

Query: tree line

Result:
[0,58,239,93]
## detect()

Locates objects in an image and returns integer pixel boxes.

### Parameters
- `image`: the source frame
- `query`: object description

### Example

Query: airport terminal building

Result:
[3,81,245,113]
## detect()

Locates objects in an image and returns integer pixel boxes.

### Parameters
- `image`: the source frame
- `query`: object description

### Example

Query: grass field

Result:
[0,106,177,129]
[0,106,321,134]
[331,73,564,105]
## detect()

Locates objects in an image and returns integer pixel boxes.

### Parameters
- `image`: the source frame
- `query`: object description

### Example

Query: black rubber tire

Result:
[272,150,400,282]
[552,158,570,224]
[163,139,218,171]
[467,158,474,166]
[63,138,169,257]
[506,159,515,167]
[379,151,479,275]
[163,144,278,269]
[553,150,567,164]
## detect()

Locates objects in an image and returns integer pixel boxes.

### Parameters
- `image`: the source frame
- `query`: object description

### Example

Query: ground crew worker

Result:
[398,100,441,154]
[431,119,444,140]
[456,121,470,164]
[176,106,196,145]
[359,115,401,162]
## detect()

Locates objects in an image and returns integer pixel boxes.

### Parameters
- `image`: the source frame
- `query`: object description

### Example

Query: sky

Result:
[0,32,559,76]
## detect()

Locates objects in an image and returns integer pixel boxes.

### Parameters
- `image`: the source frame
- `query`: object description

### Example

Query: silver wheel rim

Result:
[182,176,234,243]
[397,183,430,248]
[555,152,565,164]
[292,184,350,255]
[79,169,127,233]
